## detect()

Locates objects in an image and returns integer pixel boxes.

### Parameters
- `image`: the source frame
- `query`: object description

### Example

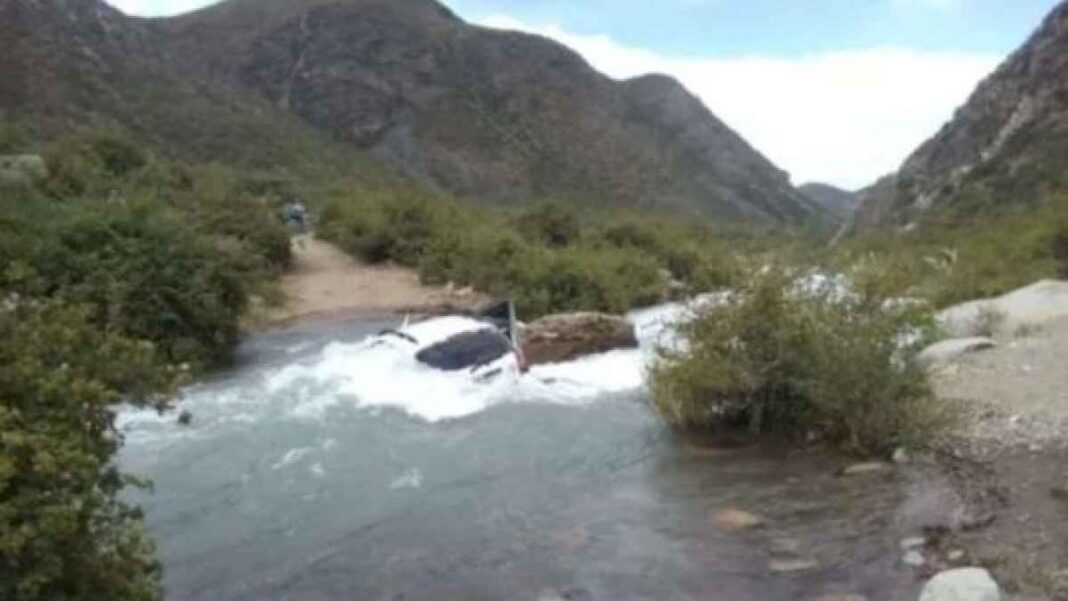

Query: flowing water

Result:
[118,305,927,601]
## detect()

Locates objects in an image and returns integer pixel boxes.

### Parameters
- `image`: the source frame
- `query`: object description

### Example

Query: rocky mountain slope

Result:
[798,182,858,219]
[1,0,818,222]
[850,0,1068,232]
[0,0,356,171]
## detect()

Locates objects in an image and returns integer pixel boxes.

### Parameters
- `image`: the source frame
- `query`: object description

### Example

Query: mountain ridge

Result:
[850,0,1068,232]
[1,0,818,223]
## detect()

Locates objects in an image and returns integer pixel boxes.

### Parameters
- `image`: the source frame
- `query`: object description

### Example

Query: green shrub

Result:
[42,129,149,197]
[0,300,178,601]
[650,268,937,453]
[515,202,582,247]
[29,201,247,367]
[509,246,665,316]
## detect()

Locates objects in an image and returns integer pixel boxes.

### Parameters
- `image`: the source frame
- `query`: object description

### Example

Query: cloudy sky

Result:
[107,0,1059,189]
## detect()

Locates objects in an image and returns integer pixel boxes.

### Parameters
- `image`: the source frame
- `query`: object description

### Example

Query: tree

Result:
[0,300,179,601]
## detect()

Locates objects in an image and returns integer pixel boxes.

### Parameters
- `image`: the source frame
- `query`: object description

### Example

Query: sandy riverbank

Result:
[254,235,489,329]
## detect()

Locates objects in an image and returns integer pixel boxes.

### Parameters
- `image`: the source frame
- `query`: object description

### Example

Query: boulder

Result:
[520,312,638,366]
[0,155,48,185]
[919,568,1000,601]
[918,337,997,367]
[939,280,1068,338]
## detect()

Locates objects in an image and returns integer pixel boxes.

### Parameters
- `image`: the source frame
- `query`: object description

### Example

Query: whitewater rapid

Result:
[116,300,706,450]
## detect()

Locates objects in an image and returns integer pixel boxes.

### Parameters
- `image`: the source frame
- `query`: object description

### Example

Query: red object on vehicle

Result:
[515,346,530,374]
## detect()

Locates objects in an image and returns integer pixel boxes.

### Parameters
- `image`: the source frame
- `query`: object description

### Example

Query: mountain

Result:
[0,0,359,173]
[161,0,816,220]
[797,182,859,219]
[850,0,1068,232]
[1,0,817,222]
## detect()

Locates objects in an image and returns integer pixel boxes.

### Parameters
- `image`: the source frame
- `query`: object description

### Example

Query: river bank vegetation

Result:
[1,129,293,600]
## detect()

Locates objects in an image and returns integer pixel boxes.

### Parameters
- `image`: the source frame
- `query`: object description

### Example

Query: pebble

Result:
[769,537,803,556]
[892,447,911,464]
[839,462,893,477]
[769,558,819,574]
[903,550,926,568]
[948,550,966,562]
[900,536,926,550]
[1051,486,1068,502]
[713,508,764,531]
[919,568,1000,601]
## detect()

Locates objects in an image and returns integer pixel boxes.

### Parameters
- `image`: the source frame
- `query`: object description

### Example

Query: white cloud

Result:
[478,15,998,189]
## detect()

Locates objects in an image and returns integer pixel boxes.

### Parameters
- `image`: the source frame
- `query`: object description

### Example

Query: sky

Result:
[107,0,1060,189]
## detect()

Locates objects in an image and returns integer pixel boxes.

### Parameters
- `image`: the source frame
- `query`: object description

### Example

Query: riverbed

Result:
[117,310,931,601]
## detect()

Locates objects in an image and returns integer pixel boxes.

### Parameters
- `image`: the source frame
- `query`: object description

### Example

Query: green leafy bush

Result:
[650,268,937,453]
[27,202,248,367]
[318,189,745,319]
[0,300,178,601]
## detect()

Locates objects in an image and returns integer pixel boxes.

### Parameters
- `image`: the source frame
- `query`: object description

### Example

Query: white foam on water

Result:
[118,299,711,449]
[389,468,423,490]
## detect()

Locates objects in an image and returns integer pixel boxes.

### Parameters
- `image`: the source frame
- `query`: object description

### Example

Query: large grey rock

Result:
[918,337,997,367]
[520,312,638,366]
[919,568,1000,601]
[938,281,1068,338]
[0,155,48,185]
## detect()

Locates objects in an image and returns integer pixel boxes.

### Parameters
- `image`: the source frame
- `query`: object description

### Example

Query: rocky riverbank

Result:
[917,281,1068,599]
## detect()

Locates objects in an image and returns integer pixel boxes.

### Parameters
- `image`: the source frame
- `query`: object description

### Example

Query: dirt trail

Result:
[261,235,487,327]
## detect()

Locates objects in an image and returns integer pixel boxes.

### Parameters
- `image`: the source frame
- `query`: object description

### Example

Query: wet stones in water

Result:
[177,410,193,426]
[712,508,764,531]
[919,568,1000,601]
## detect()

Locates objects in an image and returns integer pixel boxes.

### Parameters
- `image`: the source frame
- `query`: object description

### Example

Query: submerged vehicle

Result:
[367,300,528,382]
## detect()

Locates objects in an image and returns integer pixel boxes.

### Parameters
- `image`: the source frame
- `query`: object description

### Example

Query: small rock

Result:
[919,568,1000,601]
[839,462,893,477]
[177,411,193,426]
[892,447,911,465]
[713,508,764,531]
[903,550,926,568]
[1051,486,1068,502]
[947,550,966,562]
[769,558,819,574]
[769,537,803,556]
[900,537,926,550]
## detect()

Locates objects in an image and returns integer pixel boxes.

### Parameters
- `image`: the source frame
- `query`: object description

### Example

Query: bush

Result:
[650,268,937,453]
[515,202,582,247]
[27,201,248,367]
[0,300,178,601]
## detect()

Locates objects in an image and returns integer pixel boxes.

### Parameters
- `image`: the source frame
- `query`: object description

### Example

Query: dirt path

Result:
[259,235,488,328]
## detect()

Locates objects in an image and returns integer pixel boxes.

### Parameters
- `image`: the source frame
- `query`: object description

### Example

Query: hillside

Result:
[798,182,859,219]
[850,0,1068,232]
[1,0,816,222]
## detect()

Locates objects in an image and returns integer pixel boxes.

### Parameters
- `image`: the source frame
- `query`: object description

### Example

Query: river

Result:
[117,305,927,601]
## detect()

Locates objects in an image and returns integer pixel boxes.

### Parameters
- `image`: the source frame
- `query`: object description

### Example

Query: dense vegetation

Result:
[650,268,940,453]
[315,189,806,317]
[1,129,293,601]
[830,193,1068,307]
